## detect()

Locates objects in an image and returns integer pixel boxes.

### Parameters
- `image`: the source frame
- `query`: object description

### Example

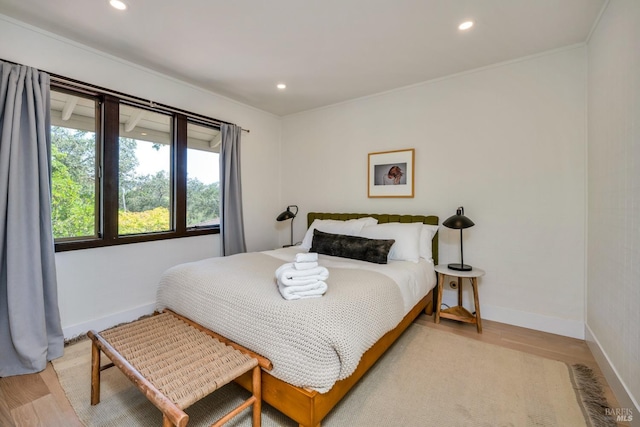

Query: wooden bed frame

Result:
[235,212,439,427]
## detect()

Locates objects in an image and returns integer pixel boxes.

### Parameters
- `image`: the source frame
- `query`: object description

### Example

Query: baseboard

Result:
[479,303,585,339]
[585,324,640,426]
[62,302,156,341]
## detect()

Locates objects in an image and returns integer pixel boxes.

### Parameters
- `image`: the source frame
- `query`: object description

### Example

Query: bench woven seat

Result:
[88,311,270,427]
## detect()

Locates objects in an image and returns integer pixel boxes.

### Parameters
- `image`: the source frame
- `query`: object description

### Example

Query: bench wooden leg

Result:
[210,365,262,427]
[162,414,174,427]
[90,341,101,405]
[252,366,261,427]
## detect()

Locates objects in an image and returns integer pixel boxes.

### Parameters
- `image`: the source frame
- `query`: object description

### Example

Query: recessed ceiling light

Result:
[110,0,127,11]
[277,83,287,90]
[458,21,474,30]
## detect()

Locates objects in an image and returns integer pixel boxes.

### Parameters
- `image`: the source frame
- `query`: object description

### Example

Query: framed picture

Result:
[368,148,415,198]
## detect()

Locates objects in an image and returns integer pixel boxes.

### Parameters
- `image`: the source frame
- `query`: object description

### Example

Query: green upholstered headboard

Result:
[307,212,439,265]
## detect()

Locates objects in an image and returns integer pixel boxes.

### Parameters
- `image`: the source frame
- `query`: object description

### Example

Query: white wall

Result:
[0,15,283,338]
[586,0,640,416]
[282,47,587,338]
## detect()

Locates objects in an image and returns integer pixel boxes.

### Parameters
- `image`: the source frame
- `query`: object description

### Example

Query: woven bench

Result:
[88,310,272,427]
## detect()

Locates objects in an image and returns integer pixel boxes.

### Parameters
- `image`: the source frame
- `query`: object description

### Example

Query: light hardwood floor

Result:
[0,314,628,426]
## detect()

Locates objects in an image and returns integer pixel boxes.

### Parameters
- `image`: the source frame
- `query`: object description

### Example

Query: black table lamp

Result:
[276,205,298,247]
[443,206,475,271]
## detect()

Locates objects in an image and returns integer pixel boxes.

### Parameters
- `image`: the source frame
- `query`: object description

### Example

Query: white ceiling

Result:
[0,0,605,116]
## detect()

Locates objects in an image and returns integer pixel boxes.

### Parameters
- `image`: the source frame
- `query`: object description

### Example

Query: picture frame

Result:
[368,148,415,198]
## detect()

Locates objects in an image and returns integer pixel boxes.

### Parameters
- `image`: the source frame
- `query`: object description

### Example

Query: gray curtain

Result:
[0,61,63,376]
[219,124,247,256]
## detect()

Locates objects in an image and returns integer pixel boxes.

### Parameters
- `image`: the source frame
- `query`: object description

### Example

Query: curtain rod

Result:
[49,74,250,133]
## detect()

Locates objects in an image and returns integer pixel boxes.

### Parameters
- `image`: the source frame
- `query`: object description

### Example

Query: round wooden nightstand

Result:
[434,264,485,333]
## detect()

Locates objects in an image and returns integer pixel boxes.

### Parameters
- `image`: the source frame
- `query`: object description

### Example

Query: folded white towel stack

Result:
[275,253,328,300]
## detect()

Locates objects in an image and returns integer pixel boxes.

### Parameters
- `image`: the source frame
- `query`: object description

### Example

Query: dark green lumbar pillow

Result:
[310,229,395,264]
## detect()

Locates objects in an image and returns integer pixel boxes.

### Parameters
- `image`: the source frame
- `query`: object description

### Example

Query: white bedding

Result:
[156,247,436,392]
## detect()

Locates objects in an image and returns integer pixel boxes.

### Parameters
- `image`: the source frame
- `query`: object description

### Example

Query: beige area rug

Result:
[53,323,616,427]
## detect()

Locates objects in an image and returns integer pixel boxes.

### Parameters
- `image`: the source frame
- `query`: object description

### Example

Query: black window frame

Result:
[53,83,220,253]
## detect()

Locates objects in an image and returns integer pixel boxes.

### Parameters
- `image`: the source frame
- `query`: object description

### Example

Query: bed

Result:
[156,212,439,427]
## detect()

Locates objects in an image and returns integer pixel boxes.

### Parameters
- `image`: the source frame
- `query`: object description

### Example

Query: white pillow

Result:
[359,222,423,263]
[300,217,378,250]
[419,224,439,261]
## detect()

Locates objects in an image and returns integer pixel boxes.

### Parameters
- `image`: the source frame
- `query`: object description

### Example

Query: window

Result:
[118,105,172,235]
[50,89,99,241]
[51,82,222,251]
[186,121,220,229]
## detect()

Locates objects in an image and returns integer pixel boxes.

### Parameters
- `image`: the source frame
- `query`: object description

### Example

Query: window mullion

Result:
[175,114,187,234]
[102,95,120,243]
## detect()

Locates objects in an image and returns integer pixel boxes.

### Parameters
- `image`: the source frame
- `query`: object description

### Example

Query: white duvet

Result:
[156,247,435,392]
